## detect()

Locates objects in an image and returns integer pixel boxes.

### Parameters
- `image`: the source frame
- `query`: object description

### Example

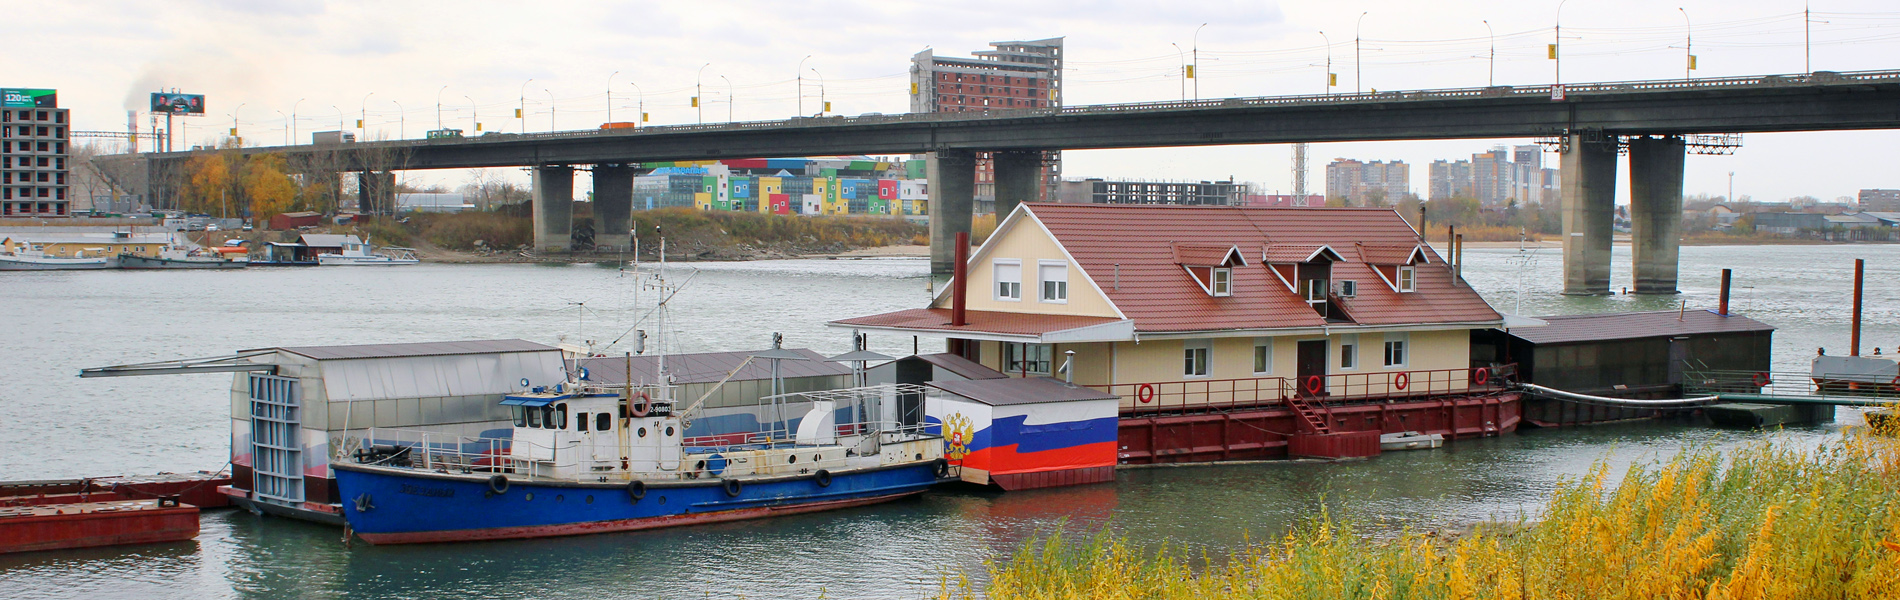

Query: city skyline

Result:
[14,0,1900,203]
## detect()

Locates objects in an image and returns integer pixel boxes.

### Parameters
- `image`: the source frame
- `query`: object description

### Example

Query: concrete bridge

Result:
[126,69,1900,295]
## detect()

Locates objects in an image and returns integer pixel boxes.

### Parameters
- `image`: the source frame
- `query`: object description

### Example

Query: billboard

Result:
[1,88,56,108]
[150,92,206,114]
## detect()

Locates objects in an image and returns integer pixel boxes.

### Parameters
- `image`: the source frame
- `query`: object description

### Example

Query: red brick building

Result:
[909,39,1064,209]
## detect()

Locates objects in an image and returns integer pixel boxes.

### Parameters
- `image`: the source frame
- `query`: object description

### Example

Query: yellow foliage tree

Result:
[241,153,297,225]
[180,153,236,216]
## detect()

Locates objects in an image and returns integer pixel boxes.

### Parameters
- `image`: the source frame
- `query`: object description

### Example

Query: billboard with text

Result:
[2,89,57,108]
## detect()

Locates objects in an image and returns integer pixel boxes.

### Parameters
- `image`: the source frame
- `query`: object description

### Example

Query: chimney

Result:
[952,231,970,326]
[1718,268,1731,316]
[1454,233,1464,284]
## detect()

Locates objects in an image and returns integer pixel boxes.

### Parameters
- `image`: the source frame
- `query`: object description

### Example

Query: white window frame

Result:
[1183,339,1212,378]
[993,259,1022,302]
[1398,266,1417,292]
[1038,260,1069,304]
[1339,334,1359,371]
[1252,337,1274,375]
[1339,280,1357,298]
[1383,333,1409,368]
[1211,267,1233,297]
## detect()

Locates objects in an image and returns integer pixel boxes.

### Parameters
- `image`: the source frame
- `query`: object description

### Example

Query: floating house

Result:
[835,203,1520,470]
[259,233,364,265]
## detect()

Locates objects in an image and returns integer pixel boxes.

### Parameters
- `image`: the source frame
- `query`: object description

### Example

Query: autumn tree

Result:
[241,153,297,224]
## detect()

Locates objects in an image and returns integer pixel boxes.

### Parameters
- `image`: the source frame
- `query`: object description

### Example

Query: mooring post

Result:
[1852,258,1864,356]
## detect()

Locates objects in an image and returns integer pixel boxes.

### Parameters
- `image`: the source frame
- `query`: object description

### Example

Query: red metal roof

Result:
[1024,203,1501,332]
[1357,243,1427,265]
[1170,243,1244,266]
[1508,310,1774,345]
[832,308,1126,338]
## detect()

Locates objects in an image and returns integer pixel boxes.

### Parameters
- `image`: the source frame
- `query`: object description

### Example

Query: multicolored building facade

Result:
[631,157,929,217]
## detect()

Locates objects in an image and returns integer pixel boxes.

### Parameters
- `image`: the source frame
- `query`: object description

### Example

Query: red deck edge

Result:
[0,505,200,554]
[355,491,924,545]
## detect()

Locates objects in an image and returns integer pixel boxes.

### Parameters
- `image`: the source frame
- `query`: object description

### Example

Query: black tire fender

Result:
[722,478,743,497]
[627,479,647,502]
[813,469,832,488]
[487,475,509,494]
[933,458,951,478]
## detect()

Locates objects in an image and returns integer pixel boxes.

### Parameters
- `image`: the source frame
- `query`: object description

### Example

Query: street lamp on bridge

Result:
[695,63,712,124]
[798,55,812,117]
[519,78,533,134]
[290,98,305,144]
[607,71,619,123]
[436,85,449,131]
[1170,42,1186,101]
[1355,12,1369,94]
[720,75,734,122]
[1192,23,1207,100]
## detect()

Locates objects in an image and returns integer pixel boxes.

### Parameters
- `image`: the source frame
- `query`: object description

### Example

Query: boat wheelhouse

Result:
[834,203,1522,470]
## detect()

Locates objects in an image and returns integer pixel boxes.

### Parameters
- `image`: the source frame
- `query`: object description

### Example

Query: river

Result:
[1,243,1891,599]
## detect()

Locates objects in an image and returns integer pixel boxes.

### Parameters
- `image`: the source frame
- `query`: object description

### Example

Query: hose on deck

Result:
[1515,383,1721,408]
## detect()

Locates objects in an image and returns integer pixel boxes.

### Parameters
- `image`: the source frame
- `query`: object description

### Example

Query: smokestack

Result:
[1718,268,1731,316]
[952,230,969,326]
[1852,258,1864,357]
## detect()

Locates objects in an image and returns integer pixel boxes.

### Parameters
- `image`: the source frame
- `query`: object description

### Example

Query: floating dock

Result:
[0,500,199,554]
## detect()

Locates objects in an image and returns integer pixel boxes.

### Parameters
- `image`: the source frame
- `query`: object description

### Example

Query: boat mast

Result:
[655,227,667,404]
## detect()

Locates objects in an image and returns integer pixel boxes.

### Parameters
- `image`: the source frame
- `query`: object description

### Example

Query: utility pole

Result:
[797,55,811,116]
[1680,8,1695,80]
[1192,23,1207,100]
[607,71,619,123]
[1355,12,1369,93]
[1482,20,1495,87]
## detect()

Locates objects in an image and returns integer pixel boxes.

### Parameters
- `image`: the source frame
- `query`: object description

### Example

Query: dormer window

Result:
[1211,268,1232,296]
[1339,280,1357,297]
[1398,266,1416,292]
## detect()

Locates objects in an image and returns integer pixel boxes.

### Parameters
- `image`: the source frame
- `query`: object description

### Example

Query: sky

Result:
[18,0,1900,204]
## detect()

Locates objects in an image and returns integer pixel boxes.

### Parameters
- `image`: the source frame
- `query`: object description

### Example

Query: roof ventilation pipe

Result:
[1718,268,1731,316]
[952,230,970,326]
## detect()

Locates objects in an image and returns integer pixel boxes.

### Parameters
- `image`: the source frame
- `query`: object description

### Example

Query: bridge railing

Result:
[151,69,1900,155]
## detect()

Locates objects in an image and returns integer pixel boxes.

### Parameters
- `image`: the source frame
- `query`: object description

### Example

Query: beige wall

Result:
[933,215,1119,319]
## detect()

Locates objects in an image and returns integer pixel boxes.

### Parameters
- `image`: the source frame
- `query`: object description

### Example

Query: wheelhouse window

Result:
[1398,266,1416,292]
[1184,339,1211,377]
[527,406,543,428]
[1038,261,1068,303]
[513,406,528,427]
[1004,343,1052,375]
[1211,268,1232,297]
[994,259,1021,301]
[596,413,612,431]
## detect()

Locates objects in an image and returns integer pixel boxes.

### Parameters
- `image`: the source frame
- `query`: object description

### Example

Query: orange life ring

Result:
[629,391,652,418]
[1393,372,1409,390]
[1304,375,1324,395]
[1135,383,1156,404]
[1751,372,1772,387]
[1472,368,1490,386]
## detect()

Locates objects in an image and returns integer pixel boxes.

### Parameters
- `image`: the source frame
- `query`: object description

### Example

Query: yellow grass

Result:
[944,432,1900,600]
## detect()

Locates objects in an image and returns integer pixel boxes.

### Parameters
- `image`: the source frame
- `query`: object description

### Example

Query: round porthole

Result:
[788,454,797,464]
[665,426,675,437]
[657,496,666,505]
[524,493,534,501]
[638,427,648,438]
[555,494,564,502]
[586,495,594,504]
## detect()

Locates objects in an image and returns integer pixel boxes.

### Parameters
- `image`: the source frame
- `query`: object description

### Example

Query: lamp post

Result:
[719,75,734,122]
[1170,42,1186,100]
[797,55,812,116]
[1556,0,1572,86]
[390,100,404,140]
[276,110,289,145]
[1191,22,1208,100]
[436,85,449,130]
[1482,20,1496,87]
[519,78,533,134]
[1355,12,1369,93]
[465,95,478,132]
[695,63,711,124]
[628,81,645,125]
[809,67,826,115]
[332,105,344,132]
[230,102,245,145]
[1679,7,1694,79]
[607,70,619,123]
[545,89,556,132]
[291,98,305,144]
[1318,32,1332,95]
[359,92,374,137]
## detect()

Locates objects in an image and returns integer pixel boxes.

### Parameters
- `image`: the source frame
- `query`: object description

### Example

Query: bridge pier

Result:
[1629,136,1686,294]
[1560,133,1618,296]
[593,164,634,252]
[992,150,1042,220]
[356,171,393,215]
[532,165,574,253]
[929,150,977,278]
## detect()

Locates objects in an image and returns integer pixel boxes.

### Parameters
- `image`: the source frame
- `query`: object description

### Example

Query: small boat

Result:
[0,248,114,271]
[119,247,248,270]
[1379,431,1444,451]
[318,240,418,266]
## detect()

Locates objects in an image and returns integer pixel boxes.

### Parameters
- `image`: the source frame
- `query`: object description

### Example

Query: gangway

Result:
[1683,370,1900,408]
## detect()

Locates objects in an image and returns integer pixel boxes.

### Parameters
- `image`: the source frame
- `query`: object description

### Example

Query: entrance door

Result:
[1296,340,1328,397]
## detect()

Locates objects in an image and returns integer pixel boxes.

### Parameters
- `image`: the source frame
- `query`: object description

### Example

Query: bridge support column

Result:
[532,165,574,253]
[357,171,393,215]
[992,150,1042,219]
[592,164,634,252]
[1560,133,1618,296]
[929,150,977,278]
[1629,135,1686,294]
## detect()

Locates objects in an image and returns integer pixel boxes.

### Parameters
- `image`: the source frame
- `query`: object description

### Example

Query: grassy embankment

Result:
[341,208,925,256]
[944,428,1900,600]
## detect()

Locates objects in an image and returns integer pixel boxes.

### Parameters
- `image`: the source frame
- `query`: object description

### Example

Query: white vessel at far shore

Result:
[318,240,418,266]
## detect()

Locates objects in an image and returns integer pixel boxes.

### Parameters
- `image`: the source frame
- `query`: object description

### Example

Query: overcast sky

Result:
[20,0,1900,203]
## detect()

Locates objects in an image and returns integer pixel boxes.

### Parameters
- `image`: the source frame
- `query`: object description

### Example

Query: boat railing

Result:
[1102,365,1516,416]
